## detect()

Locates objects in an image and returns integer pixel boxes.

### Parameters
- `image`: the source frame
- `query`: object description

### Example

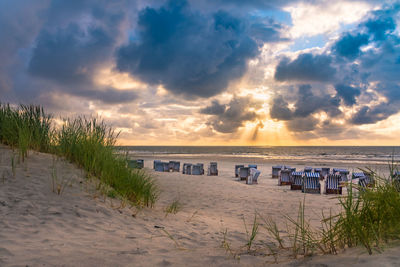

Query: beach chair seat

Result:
[207,162,218,176]
[290,172,304,190]
[279,169,291,186]
[272,165,282,178]
[303,172,320,194]
[235,165,244,177]
[326,174,342,194]
[239,167,249,181]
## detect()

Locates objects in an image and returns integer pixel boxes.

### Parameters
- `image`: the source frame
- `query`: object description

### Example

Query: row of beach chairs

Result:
[234,164,260,184]
[153,160,218,176]
[274,165,374,194]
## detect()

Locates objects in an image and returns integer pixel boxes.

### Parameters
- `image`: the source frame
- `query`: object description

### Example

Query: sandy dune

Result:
[1,145,399,266]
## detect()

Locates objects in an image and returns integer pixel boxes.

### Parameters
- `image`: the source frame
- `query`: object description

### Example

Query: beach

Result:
[1,145,400,266]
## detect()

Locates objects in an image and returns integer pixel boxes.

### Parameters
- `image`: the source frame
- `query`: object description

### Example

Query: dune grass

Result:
[0,103,157,207]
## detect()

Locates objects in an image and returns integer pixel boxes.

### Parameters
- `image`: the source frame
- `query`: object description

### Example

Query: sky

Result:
[1,0,400,146]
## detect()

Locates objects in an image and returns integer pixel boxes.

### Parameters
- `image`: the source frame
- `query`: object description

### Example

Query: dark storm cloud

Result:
[350,103,399,125]
[269,96,293,120]
[28,23,115,84]
[201,96,262,133]
[116,0,284,98]
[334,84,361,106]
[199,100,226,115]
[286,116,318,132]
[333,33,369,59]
[274,53,336,82]
[269,84,341,124]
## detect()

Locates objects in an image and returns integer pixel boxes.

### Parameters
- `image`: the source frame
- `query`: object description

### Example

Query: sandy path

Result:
[1,146,399,266]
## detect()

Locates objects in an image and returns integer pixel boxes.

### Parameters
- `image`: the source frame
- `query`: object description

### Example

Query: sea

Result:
[120,146,400,166]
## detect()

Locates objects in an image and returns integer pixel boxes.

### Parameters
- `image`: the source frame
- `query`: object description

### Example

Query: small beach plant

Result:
[165,199,182,216]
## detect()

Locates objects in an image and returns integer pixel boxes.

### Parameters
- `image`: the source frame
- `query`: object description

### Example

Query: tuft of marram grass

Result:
[0,103,158,207]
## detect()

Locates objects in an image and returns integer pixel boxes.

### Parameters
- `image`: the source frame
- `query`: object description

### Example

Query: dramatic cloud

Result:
[116,0,284,98]
[200,96,262,133]
[274,53,337,82]
[334,84,361,106]
[333,33,369,59]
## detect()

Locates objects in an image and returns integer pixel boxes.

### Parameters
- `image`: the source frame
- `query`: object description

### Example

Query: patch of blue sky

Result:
[289,34,327,52]
[249,9,292,26]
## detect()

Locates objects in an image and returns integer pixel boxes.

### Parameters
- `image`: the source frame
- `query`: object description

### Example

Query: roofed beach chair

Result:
[303,172,320,194]
[279,169,292,186]
[154,160,161,170]
[272,165,282,178]
[154,161,164,172]
[239,167,250,181]
[291,172,304,190]
[247,168,260,185]
[192,164,203,175]
[235,165,244,177]
[207,162,218,176]
[163,162,170,172]
[325,173,342,194]
[185,163,193,175]
[304,167,313,173]
[172,161,180,172]
[197,163,204,174]
[127,159,144,169]
[182,163,188,174]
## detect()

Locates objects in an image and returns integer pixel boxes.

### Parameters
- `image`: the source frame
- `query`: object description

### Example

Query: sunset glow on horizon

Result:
[1,0,400,146]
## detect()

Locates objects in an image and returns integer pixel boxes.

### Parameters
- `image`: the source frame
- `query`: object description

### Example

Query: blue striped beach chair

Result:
[192,164,202,175]
[325,173,342,194]
[183,163,192,175]
[303,172,320,194]
[154,160,161,170]
[272,166,282,178]
[154,161,164,172]
[279,169,292,186]
[207,162,218,176]
[239,167,250,181]
[235,165,244,177]
[291,172,304,190]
